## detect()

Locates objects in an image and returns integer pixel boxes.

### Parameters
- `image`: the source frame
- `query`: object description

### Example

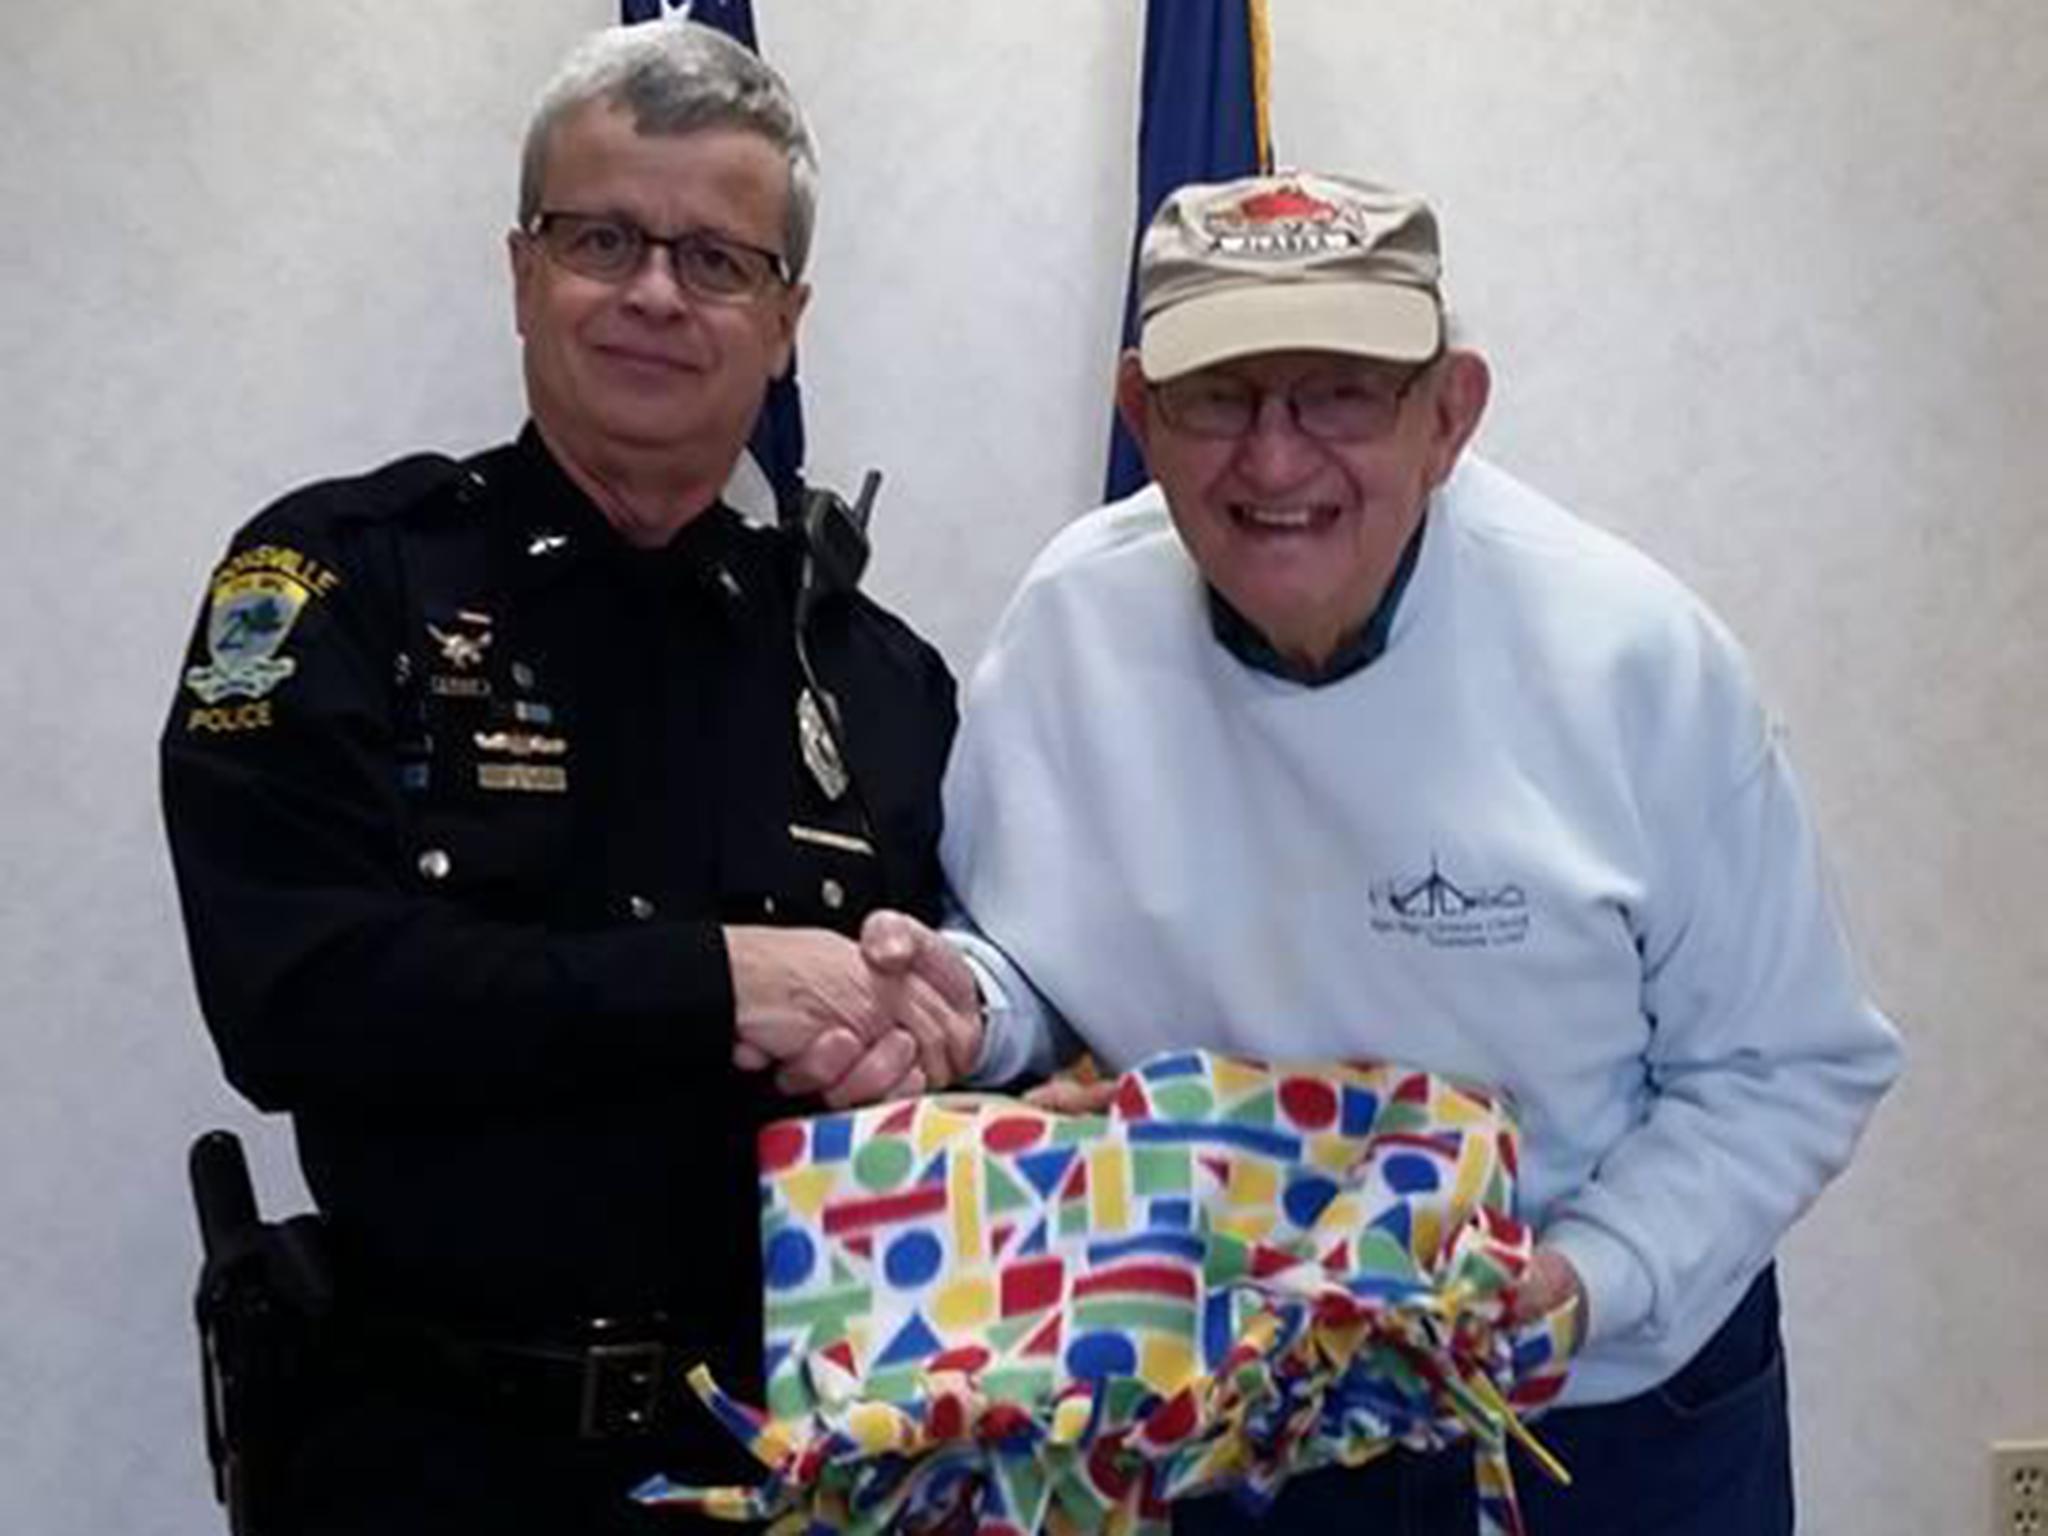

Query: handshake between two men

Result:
[725,911,988,1108]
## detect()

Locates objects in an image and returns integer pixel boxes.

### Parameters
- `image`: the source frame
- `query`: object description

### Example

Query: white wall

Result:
[2,2,2041,1532]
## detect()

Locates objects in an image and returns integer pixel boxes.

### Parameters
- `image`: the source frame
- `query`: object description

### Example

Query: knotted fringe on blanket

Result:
[636,1052,1575,1535]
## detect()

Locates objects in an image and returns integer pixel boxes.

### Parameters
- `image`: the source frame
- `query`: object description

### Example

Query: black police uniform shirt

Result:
[161,425,957,1401]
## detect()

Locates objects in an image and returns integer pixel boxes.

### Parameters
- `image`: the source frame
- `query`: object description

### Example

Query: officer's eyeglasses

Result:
[526,211,789,302]
[1151,359,1438,442]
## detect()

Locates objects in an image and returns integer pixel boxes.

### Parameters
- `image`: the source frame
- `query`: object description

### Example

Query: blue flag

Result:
[1104,0,1272,502]
[621,0,756,48]
[622,0,806,518]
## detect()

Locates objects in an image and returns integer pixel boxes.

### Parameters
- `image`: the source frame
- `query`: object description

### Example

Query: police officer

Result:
[162,20,975,1533]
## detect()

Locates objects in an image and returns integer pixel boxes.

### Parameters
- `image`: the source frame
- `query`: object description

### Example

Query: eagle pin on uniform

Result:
[428,611,494,671]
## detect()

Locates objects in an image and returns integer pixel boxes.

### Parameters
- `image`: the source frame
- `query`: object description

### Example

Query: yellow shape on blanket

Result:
[950,1153,983,1261]
[1307,1134,1359,1173]
[1238,1312,1283,1354]
[933,1276,997,1331]
[1450,1138,1489,1218]
[1210,1056,1269,1101]
[777,1166,837,1222]
[1225,1156,1277,1209]
[1310,1193,1362,1241]
[754,1420,802,1464]
[917,1106,979,1158]
[1465,1370,1573,1486]
[1139,1333,1197,1394]
[1436,1088,1491,1127]
[1050,1394,1093,1444]
[1412,1204,1443,1264]
[1090,1144,1131,1232]
[845,1401,913,1454]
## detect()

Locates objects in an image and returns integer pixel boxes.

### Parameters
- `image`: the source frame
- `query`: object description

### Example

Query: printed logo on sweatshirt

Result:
[1367,855,1528,949]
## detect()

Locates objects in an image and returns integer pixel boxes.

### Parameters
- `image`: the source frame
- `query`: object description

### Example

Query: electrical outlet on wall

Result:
[1994,1441,2048,1536]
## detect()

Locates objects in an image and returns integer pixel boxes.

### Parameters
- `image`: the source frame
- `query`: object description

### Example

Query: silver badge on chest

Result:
[796,686,849,802]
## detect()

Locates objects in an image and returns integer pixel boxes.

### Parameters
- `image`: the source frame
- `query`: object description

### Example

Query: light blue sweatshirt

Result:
[944,459,1901,1404]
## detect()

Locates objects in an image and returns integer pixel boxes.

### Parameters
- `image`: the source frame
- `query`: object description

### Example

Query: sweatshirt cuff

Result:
[954,944,1021,1085]
[1541,1214,1657,1347]
[943,931,1046,1086]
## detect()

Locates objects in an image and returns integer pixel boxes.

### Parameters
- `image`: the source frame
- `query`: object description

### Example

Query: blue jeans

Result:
[1174,1267,1793,1535]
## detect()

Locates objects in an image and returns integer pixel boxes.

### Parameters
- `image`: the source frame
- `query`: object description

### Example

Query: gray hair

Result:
[519,20,820,278]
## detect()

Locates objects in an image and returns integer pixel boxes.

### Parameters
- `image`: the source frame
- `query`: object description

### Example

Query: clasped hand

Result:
[726,911,981,1107]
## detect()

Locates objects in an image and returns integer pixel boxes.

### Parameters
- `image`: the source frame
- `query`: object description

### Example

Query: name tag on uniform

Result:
[477,763,567,794]
[789,823,874,858]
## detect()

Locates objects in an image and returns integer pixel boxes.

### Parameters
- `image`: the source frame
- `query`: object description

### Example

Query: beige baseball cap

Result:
[1136,170,1444,381]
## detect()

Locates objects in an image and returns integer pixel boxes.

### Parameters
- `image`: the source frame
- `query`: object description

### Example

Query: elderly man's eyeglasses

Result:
[526,211,788,302]
[1151,360,1437,442]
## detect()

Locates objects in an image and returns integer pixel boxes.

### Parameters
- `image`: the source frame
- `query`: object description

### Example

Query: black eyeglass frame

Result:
[525,210,790,302]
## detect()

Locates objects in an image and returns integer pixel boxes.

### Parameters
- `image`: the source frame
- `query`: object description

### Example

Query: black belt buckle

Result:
[578,1321,668,1439]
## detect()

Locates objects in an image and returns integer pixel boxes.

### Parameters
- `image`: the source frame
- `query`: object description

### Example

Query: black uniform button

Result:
[820,878,846,912]
[417,848,452,881]
[628,895,656,921]
[760,895,777,918]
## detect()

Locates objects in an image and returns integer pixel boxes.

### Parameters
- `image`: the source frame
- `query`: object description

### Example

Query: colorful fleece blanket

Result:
[637,1051,1575,1534]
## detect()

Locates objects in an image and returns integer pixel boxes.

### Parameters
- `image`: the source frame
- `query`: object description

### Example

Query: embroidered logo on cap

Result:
[1202,182,1366,260]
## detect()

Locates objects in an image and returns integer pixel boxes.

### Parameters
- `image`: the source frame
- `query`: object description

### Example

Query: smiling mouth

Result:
[597,344,693,373]
[1231,504,1339,533]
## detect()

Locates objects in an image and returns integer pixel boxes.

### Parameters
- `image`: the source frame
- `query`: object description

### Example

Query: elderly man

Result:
[162,21,973,1534]
[880,171,1901,1533]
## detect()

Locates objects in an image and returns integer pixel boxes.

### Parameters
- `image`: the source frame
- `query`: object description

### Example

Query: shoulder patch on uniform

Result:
[183,545,341,705]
